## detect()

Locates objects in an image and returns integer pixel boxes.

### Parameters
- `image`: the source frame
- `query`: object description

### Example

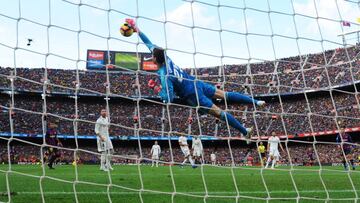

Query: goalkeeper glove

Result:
[125,18,138,32]
[148,79,162,94]
[154,85,162,94]
[148,79,156,88]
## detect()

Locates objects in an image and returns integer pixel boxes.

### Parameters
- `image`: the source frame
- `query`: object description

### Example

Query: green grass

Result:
[0,164,359,203]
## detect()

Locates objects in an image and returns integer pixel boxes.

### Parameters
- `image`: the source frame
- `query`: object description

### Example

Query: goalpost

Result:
[0,0,360,203]
[338,28,360,46]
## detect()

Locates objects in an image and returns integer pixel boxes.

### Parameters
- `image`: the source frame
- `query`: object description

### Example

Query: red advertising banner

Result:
[142,61,158,71]
[88,51,104,60]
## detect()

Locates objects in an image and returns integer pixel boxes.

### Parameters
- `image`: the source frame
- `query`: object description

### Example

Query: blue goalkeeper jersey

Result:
[139,32,196,102]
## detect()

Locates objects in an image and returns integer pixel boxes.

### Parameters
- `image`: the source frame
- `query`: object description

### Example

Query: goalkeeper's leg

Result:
[187,82,251,136]
[209,104,251,136]
[212,89,265,106]
[187,94,250,136]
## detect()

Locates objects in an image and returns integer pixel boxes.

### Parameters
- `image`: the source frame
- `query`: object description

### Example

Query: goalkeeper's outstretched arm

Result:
[139,32,157,53]
[125,18,157,53]
[125,19,175,103]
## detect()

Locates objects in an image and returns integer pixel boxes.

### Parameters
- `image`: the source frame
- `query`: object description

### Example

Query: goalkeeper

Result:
[125,19,265,137]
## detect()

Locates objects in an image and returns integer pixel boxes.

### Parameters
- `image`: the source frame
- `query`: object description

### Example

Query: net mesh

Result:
[0,0,360,202]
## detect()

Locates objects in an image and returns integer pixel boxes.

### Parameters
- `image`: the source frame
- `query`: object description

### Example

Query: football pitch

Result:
[0,164,359,203]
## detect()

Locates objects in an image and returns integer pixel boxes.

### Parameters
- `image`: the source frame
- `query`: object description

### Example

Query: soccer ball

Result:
[120,23,134,37]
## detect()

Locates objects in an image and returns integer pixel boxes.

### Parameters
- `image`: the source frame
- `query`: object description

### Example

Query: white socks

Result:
[101,151,112,171]
[265,157,276,169]
[189,156,195,166]
[100,152,106,170]
[271,159,276,168]
[265,157,271,168]
[106,151,113,170]
[182,157,195,166]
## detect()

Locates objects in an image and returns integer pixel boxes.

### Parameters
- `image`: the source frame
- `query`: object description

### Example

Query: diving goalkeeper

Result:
[125,19,265,137]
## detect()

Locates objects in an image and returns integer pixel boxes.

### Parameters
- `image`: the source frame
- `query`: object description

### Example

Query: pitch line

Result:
[8,189,360,195]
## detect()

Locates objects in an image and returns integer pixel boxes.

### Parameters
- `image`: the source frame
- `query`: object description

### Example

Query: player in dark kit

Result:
[45,123,62,169]
[306,147,315,166]
[336,127,355,170]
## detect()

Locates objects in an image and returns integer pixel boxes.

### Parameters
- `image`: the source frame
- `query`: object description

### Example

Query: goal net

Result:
[0,0,360,202]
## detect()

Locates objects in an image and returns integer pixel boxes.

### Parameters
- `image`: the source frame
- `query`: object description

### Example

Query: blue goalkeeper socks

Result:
[220,111,247,135]
[226,92,258,105]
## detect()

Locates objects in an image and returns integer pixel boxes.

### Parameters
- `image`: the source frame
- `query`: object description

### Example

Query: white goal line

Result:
[11,189,360,195]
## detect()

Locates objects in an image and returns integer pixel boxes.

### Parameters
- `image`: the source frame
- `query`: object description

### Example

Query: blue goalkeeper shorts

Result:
[185,81,216,113]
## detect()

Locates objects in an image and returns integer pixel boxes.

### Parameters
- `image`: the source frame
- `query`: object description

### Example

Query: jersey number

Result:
[173,67,183,82]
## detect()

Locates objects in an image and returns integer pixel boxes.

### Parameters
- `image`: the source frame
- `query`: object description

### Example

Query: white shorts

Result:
[269,148,280,157]
[152,154,159,160]
[97,138,113,152]
[193,149,202,157]
[181,146,190,157]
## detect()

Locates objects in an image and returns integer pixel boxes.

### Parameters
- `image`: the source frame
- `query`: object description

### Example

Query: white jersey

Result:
[179,136,190,157]
[268,136,280,150]
[268,136,280,157]
[151,144,161,156]
[210,153,216,161]
[192,138,203,151]
[95,116,113,152]
[179,136,188,148]
[192,138,203,157]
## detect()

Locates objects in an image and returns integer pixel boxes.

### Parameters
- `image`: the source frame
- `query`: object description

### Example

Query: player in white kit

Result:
[95,109,114,172]
[210,152,216,165]
[150,141,161,167]
[178,135,197,168]
[265,132,284,169]
[192,136,204,164]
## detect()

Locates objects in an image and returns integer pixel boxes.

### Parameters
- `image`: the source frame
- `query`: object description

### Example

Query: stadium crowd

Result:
[0,92,358,137]
[0,45,359,96]
[0,45,359,167]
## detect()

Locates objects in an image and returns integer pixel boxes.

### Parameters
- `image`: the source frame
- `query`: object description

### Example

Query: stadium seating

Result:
[0,45,359,96]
